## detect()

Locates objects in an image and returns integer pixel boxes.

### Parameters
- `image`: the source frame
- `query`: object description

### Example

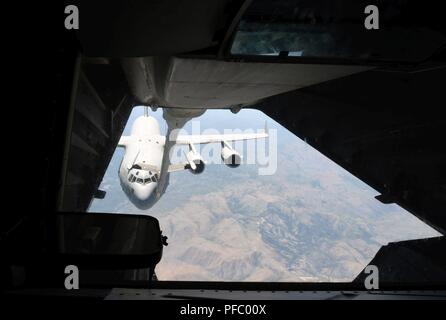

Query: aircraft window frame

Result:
[136,178,143,184]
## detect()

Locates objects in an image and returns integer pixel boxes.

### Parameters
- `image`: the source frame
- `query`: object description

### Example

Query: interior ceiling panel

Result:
[71,0,233,57]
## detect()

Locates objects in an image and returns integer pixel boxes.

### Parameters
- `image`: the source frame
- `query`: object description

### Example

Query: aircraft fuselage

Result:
[118,116,168,209]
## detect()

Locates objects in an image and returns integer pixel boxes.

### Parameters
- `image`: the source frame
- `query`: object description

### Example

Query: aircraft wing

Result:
[168,123,268,173]
[174,123,268,145]
[117,136,132,148]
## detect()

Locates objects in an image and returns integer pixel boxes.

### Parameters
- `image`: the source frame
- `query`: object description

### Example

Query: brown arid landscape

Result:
[90,108,439,282]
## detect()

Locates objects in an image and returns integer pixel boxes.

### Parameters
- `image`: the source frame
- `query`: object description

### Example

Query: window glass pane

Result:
[230,0,445,62]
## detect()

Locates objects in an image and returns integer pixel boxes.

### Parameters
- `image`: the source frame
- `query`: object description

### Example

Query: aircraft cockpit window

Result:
[129,172,154,185]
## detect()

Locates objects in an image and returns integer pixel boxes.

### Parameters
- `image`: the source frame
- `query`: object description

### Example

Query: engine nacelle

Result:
[221,146,242,168]
[186,150,205,174]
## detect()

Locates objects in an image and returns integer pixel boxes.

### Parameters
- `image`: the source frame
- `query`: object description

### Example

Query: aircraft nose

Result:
[134,183,157,201]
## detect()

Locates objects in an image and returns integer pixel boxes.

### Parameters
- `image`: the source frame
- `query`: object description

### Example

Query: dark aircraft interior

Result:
[2,0,446,301]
